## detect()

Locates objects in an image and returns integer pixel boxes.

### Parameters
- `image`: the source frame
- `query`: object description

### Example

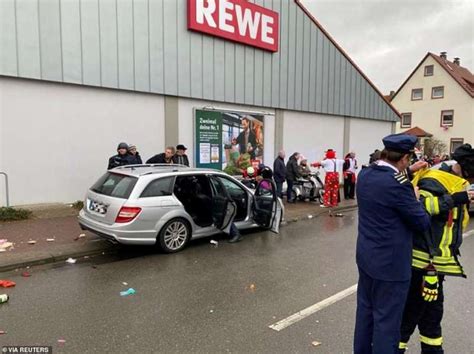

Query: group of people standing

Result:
[273,149,358,207]
[107,143,189,170]
[354,133,474,353]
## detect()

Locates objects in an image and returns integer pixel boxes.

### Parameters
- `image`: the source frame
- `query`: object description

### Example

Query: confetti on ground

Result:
[120,288,136,297]
[57,339,66,345]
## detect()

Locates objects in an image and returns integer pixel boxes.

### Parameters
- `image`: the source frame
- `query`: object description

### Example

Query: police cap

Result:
[382,134,417,154]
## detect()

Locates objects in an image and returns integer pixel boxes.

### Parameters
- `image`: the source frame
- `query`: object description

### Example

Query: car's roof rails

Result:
[114,163,189,170]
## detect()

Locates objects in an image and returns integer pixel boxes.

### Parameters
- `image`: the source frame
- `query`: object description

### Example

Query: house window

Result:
[440,110,454,127]
[411,88,423,100]
[401,113,412,128]
[424,65,434,76]
[432,86,444,99]
[450,138,464,154]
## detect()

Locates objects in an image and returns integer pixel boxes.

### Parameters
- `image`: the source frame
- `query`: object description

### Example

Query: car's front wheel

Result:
[157,218,191,253]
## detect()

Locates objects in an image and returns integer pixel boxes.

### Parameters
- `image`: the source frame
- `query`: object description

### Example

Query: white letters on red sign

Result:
[188,0,279,52]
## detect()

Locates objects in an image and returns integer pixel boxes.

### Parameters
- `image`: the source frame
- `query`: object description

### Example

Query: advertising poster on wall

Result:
[195,109,265,175]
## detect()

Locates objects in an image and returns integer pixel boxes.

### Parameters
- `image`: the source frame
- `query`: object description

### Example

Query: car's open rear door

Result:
[252,179,282,233]
[210,176,237,234]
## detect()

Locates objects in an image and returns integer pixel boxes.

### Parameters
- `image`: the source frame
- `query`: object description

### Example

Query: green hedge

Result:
[0,207,32,221]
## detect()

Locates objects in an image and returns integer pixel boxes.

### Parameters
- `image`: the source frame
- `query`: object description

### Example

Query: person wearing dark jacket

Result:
[172,144,190,166]
[273,150,286,198]
[235,117,257,159]
[147,146,175,164]
[108,142,131,170]
[285,152,301,203]
[127,144,143,165]
[354,134,431,354]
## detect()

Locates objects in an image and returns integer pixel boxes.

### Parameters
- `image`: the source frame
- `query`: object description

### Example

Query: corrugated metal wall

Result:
[0,0,398,122]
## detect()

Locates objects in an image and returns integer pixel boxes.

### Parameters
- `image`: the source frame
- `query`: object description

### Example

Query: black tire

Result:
[157,218,191,253]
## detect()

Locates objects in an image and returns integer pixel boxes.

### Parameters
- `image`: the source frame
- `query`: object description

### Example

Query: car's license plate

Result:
[88,199,108,214]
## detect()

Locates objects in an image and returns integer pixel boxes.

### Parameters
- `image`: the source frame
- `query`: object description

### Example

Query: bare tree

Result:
[423,138,447,157]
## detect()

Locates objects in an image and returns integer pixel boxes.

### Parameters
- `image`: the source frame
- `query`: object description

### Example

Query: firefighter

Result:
[399,143,474,353]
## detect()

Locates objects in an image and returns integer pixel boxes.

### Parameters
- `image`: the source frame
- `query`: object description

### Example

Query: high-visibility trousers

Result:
[399,269,445,353]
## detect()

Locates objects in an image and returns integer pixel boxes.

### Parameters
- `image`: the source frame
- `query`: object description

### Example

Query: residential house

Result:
[391,52,474,154]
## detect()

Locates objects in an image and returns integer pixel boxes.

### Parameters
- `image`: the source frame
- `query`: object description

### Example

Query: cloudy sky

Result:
[301,0,473,94]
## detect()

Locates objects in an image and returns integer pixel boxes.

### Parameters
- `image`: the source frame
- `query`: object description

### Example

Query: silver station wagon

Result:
[78,165,283,253]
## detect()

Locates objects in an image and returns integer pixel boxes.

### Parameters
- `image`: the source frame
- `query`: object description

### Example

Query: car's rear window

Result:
[90,173,137,199]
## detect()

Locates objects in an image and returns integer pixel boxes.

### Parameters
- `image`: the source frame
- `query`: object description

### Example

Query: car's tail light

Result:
[115,206,142,223]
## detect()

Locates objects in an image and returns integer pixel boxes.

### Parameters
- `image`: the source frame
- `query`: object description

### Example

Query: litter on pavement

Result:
[57,339,66,345]
[65,258,77,264]
[0,280,16,288]
[120,288,136,297]
[0,294,9,304]
[210,240,218,247]
[21,272,31,277]
[27,240,37,245]
[0,330,6,335]
[46,238,55,242]
[122,282,128,286]
[311,341,322,347]
[246,284,257,292]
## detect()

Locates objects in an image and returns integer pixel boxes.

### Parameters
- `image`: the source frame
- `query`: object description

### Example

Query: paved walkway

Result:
[0,199,357,272]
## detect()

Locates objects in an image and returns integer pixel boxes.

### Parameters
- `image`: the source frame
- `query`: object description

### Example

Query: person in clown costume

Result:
[312,149,345,207]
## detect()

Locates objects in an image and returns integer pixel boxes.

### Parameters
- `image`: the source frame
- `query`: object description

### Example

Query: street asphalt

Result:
[1,211,473,353]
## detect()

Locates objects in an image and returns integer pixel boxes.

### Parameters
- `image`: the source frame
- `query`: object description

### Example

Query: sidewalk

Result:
[0,200,357,273]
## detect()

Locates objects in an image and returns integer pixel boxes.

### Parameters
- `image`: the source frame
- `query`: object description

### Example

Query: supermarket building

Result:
[0,0,399,206]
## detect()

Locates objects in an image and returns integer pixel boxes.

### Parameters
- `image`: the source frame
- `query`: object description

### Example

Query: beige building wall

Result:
[393,55,474,153]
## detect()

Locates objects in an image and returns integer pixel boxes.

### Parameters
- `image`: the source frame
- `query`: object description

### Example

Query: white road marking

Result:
[268,227,473,332]
[463,229,474,239]
[269,284,358,332]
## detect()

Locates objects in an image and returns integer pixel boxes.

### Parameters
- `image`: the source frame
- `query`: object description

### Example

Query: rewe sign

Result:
[188,0,279,52]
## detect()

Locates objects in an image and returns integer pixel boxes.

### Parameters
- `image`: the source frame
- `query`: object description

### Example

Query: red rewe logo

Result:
[188,0,279,52]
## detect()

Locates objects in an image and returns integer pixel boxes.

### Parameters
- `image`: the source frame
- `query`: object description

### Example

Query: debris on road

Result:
[0,240,14,251]
[0,294,9,304]
[21,272,31,278]
[120,288,136,297]
[122,282,128,286]
[0,280,16,288]
[210,240,218,247]
[46,238,55,242]
[74,233,86,241]
[311,340,322,347]
[65,258,77,264]
[57,338,66,345]
[0,330,6,335]
[209,309,214,313]
[246,284,257,292]
[307,215,313,219]
[27,240,37,245]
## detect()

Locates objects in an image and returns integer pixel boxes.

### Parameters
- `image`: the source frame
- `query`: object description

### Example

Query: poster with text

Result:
[195,109,264,175]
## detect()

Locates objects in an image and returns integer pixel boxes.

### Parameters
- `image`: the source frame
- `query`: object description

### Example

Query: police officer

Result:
[354,134,431,353]
[399,143,474,353]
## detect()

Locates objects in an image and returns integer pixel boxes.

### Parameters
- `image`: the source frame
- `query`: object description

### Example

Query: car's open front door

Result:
[252,179,282,233]
[210,176,237,234]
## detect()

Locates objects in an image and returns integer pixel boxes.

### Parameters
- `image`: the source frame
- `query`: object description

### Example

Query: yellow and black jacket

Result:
[411,168,470,277]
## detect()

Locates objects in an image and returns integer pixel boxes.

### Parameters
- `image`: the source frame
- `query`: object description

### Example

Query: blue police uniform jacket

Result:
[356,164,431,282]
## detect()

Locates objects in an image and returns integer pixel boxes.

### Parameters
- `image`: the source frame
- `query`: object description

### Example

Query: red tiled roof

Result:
[392,52,474,100]
[430,53,474,97]
[403,126,433,138]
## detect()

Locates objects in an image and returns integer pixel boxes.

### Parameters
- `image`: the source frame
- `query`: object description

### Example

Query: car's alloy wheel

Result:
[158,218,190,253]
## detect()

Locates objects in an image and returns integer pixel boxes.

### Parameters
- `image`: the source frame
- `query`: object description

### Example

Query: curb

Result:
[0,204,358,273]
[0,246,117,274]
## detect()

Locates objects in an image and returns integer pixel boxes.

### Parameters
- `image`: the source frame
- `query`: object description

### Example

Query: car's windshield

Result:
[91,172,137,199]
